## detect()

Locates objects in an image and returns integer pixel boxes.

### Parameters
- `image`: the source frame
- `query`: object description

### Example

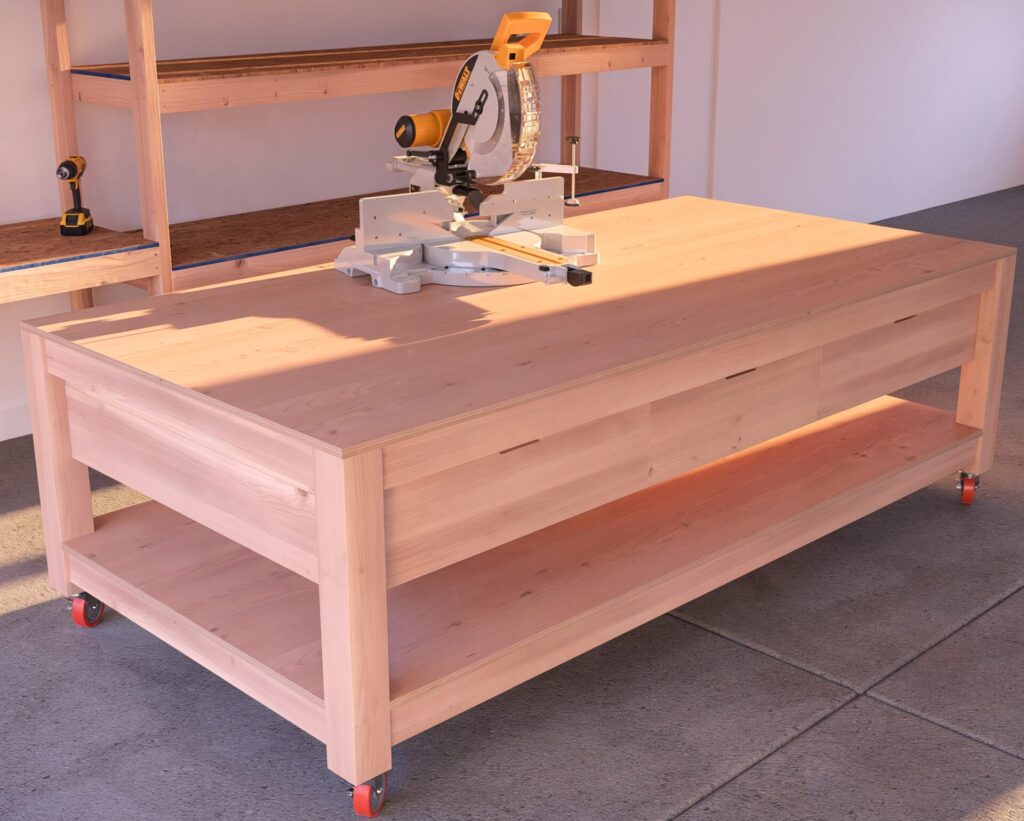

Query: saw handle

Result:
[490,11,551,69]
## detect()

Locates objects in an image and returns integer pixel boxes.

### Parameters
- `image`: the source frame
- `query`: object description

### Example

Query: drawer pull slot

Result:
[894,314,917,324]
[725,367,758,380]
[499,438,540,455]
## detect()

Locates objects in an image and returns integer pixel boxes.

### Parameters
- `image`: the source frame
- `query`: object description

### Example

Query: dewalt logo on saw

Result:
[453,66,471,101]
[453,56,476,102]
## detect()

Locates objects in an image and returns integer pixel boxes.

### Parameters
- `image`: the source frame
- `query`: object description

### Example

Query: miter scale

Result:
[335,12,598,294]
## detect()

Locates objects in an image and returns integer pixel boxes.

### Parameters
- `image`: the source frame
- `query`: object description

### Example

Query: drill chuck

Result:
[56,156,86,182]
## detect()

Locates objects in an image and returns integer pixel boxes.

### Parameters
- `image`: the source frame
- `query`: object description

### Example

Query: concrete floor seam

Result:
[865,692,1024,764]
[667,610,855,691]
[861,579,1024,695]
[674,577,1024,698]
[666,691,861,819]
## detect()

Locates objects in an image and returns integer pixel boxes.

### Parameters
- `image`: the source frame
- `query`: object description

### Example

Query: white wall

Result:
[2,0,1024,440]
[708,0,1024,221]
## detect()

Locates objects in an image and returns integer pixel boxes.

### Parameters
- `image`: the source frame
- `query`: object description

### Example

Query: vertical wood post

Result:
[956,255,1016,474]
[39,0,93,311]
[22,331,94,597]
[559,0,583,164]
[648,0,675,187]
[315,448,392,785]
[124,0,173,295]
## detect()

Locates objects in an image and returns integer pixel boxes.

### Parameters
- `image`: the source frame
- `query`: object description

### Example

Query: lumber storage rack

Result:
[2,0,674,305]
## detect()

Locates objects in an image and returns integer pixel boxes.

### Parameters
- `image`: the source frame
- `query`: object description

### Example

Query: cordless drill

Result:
[56,156,94,236]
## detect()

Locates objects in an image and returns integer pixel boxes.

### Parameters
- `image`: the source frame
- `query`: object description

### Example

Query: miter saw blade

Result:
[462,53,541,185]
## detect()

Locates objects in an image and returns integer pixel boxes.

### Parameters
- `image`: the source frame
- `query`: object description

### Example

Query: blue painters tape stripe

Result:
[71,69,131,81]
[171,177,663,271]
[1,242,159,275]
[576,177,664,197]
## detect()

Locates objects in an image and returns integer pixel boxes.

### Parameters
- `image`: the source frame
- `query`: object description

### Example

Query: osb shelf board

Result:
[169,193,384,271]
[73,35,660,82]
[170,167,662,270]
[0,219,154,273]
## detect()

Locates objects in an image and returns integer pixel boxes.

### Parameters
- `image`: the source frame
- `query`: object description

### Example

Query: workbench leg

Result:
[315,449,392,790]
[956,255,1015,474]
[22,331,94,597]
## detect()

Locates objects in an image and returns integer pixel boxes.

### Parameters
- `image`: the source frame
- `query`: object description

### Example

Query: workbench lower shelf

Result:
[61,395,979,751]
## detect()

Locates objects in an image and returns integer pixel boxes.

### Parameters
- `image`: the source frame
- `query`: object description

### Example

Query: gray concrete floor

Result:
[2,188,1023,820]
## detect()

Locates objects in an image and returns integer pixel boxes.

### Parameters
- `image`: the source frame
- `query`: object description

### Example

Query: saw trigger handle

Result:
[490,11,551,69]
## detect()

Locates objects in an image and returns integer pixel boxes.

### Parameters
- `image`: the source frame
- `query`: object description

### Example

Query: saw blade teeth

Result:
[496,63,541,184]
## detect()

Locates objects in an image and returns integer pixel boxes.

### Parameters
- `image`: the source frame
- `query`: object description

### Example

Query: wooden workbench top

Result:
[27,196,1013,453]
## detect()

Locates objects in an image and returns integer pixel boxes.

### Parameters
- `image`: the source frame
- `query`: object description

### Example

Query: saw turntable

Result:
[335,12,598,295]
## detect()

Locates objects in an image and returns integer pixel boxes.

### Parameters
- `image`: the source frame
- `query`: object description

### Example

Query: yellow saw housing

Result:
[490,11,550,68]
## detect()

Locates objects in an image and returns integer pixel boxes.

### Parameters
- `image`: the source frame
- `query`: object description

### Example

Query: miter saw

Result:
[334,11,598,294]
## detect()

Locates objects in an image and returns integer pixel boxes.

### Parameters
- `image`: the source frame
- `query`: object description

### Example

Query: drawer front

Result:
[62,381,318,581]
[384,406,651,586]
[44,340,316,488]
[386,351,824,585]
[650,350,822,483]
[818,296,979,417]
[381,269,991,492]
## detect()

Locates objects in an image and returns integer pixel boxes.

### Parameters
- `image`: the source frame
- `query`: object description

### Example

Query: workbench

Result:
[23,196,1014,817]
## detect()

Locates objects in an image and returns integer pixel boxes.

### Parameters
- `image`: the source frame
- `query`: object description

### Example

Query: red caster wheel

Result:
[351,773,387,817]
[70,592,106,627]
[957,472,978,506]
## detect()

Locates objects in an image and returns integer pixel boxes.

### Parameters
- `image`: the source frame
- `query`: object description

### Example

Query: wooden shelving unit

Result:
[8,0,674,302]
[0,0,168,309]
[61,396,980,747]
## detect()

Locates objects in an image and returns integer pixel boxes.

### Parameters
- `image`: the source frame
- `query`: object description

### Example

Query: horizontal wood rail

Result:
[72,34,670,112]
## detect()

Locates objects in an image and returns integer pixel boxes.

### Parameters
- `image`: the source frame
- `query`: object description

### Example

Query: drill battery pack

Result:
[60,207,94,236]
